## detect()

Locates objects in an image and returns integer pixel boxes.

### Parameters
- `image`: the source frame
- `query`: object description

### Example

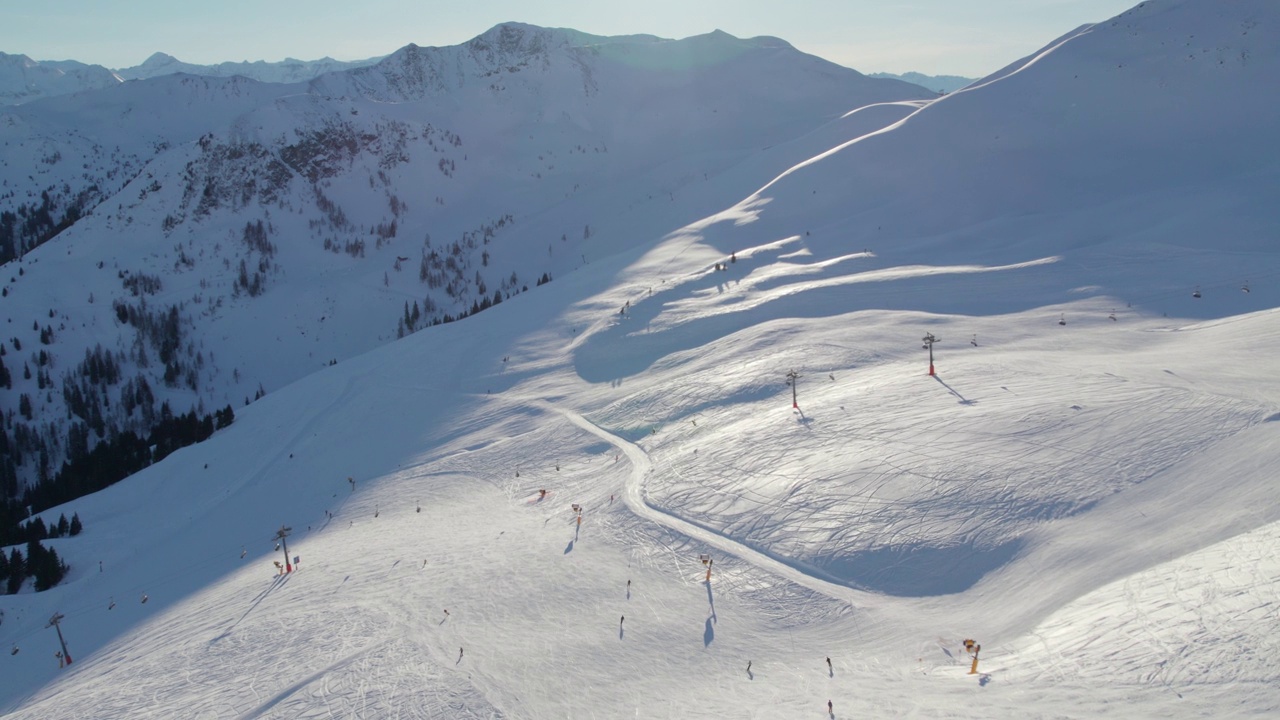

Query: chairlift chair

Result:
[1242,281,1250,293]
[1058,313,1066,326]
[1192,286,1201,299]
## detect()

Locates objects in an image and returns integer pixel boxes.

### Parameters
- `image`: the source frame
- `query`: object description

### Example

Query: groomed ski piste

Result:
[3,0,1280,716]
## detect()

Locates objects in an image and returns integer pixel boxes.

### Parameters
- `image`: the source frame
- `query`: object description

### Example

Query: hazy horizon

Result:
[5,0,1139,78]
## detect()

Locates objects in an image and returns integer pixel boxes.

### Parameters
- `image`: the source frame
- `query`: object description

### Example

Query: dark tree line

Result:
[18,402,234,516]
[0,511,81,547]
[0,538,68,594]
[0,187,96,264]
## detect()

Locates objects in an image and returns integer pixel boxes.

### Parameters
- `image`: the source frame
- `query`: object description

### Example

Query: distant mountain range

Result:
[0,47,969,106]
[0,51,384,105]
[0,52,122,105]
[114,52,385,83]
[868,71,974,93]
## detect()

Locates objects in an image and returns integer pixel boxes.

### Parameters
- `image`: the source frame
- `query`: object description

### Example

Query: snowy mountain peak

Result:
[0,52,121,105]
[137,51,180,68]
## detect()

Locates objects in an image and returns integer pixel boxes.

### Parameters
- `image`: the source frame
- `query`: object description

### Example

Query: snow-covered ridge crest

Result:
[115,52,383,84]
[0,52,121,106]
[319,22,830,103]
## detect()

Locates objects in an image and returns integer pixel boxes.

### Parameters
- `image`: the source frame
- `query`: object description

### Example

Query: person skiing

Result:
[827,699,833,714]
[746,660,752,673]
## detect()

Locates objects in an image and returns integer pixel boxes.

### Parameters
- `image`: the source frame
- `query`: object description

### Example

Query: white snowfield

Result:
[3,0,1280,717]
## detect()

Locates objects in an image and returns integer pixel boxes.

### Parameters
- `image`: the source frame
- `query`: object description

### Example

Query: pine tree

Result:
[215,404,235,430]
[25,516,47,541]
[6,548,23,594]
[56,513,69,537]
[31,542,66,591]
[68,512,82,536]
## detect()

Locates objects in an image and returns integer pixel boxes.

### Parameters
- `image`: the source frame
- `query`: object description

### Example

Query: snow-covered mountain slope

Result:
[0,23,931,488]
[2,233,1278,717]
[115,52,384,84]
[2,1,1280,716]
[0,52,121,106]
[683,0,1280,318]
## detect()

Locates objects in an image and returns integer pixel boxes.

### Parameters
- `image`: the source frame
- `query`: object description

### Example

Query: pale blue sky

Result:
[5,0,1139,77]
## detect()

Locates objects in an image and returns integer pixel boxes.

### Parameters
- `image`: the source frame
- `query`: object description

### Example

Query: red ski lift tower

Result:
[922,333,939,376]
[786,369,801,409]
[274,525,293,573]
